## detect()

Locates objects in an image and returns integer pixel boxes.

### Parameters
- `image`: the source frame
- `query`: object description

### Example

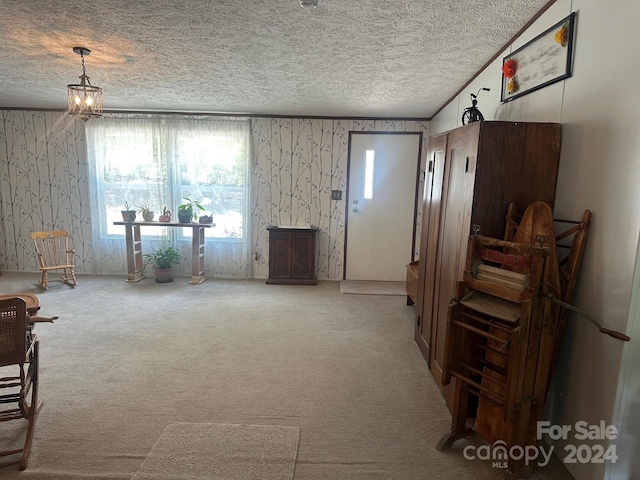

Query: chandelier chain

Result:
[79,52,94,85]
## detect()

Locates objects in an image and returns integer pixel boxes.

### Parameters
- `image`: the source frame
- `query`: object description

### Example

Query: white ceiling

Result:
[0,0,549,118]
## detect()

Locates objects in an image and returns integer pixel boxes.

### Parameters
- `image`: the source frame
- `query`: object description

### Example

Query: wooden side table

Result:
[113,222,212,284]
[266,226,318,285]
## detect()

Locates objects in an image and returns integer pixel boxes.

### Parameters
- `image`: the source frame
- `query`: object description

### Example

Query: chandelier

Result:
[67,47,103,121]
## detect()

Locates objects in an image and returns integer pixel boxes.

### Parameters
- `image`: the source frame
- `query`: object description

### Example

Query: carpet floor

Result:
[0,273,572,480]
[339,280,406,296]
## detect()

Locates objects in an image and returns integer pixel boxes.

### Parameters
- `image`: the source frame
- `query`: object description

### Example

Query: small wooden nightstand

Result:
[266,226,318,285]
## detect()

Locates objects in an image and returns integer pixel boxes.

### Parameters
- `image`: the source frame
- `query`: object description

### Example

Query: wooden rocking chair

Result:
[31,230,77,290]
[0,297,43,470]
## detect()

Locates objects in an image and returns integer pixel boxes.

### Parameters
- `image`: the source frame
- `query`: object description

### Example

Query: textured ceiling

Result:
[0,0,549,118]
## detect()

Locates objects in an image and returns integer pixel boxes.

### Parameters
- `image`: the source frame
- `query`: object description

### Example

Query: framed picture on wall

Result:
[501,12,576,103]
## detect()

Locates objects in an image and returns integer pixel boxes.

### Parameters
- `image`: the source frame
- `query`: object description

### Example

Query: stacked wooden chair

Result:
[437,202,592,475]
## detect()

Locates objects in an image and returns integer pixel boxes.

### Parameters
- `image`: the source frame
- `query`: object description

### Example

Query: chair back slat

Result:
[0,297,27,367]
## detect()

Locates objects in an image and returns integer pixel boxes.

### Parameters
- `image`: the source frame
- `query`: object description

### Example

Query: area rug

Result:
[131,422,300,480]
[339,280,406,296]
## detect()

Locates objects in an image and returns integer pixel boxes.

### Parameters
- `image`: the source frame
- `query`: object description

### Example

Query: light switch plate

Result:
[331,190,342,200]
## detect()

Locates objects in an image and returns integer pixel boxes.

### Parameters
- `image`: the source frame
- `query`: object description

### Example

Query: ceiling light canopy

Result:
[299,0,320,7]
[67,47,103,121]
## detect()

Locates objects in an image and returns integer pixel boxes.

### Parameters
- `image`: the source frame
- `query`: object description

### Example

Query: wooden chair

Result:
[0,297,43,470]
[31,230,77,290]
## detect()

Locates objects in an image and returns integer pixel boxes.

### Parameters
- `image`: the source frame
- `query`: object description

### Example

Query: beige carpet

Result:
[132,422,300,480]
[339,280,406,296]
[0,273,572,480]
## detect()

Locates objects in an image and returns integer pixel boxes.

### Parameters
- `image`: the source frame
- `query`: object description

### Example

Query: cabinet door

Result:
[415,134,447,365]
[269,231,292,279]
[431,125,478,406]
[291,232,315,279]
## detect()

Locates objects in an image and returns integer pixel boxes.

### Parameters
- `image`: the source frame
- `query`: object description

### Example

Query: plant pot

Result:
[121,210,137,222]
[143,212,155,222]
[199,215,213,224]
[177,210,192,223]
[154,267,174,283]
[159,214,171,223]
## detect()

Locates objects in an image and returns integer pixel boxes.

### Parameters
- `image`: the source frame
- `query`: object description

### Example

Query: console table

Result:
[113,221,212,284]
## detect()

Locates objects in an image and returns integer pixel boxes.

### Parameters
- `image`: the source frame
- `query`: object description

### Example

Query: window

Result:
[172,120,248,239]
[364,149,375,200]
[86,115,253,279]
[87,115,250,241]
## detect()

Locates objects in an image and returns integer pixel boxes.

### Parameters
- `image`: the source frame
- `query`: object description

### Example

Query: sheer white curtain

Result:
[86,114,252,279]
[167,116,252,279]
[86,114,166,274]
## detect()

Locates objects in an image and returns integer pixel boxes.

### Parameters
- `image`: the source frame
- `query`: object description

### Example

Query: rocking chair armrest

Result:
[29,315,57,323]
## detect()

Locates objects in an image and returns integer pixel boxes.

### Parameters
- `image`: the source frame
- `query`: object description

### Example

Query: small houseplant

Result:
[159,206,171,223]
[121,201,136,222]
[137,202,154,222]
[143,246,182,283]
[177,197,204,223]
[198,212,213,224]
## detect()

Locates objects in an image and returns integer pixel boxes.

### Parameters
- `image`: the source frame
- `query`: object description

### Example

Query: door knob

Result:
[352,200,358,205]
[352,207,359,213]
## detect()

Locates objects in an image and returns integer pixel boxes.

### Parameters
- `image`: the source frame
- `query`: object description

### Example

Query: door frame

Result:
[343,131,424,280]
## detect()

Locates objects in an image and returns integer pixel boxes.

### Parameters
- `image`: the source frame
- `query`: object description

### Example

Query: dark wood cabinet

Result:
[414,121,562,409]
[266,227,318,285]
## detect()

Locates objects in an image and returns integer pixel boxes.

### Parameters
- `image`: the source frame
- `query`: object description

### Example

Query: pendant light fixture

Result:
[67,47,103,121]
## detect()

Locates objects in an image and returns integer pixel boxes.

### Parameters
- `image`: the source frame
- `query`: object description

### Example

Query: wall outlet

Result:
[331,190,342,200]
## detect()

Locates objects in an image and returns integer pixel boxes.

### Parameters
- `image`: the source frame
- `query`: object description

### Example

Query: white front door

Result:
[345,133,420,281]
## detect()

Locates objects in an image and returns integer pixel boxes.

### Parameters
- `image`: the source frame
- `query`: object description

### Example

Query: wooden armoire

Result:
[414,121,562,408]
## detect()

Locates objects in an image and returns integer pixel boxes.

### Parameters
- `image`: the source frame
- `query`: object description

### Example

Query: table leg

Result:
[124,224,145,282]
[190,226,206,284]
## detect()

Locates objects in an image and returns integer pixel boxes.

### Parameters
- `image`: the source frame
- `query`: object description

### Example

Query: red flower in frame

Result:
[502,59,517,79]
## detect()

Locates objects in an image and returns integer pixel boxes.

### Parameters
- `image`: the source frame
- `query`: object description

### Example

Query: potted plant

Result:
[121,201,136,222]
[159,206,171,223]
[198,213,213,224]
[177,197,204,224]
[143,246,182,283]
[138,202,155,222]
